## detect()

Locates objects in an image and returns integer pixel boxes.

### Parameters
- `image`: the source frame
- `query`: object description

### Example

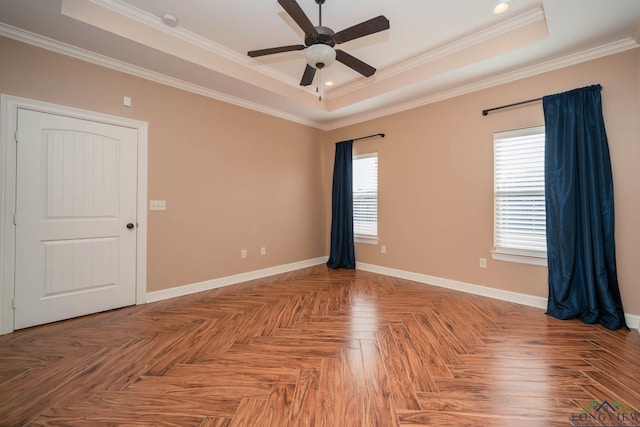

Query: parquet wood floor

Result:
[1,266,639,426]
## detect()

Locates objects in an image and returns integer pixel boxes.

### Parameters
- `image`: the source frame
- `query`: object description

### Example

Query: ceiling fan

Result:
[247,0,390,86]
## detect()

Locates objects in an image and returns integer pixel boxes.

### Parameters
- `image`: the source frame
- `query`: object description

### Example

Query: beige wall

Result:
[2,36,638,316]
[325,48,640,316]
[0,37,326,292]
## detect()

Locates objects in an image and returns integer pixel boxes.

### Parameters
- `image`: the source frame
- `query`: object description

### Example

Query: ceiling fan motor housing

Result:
[305,26,335,47]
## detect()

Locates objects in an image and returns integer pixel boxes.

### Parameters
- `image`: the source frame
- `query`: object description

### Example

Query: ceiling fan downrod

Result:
[316,0,325,26]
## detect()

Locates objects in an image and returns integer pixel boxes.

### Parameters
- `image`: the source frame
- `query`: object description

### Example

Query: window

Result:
[492,126,547,266]
[353,153,378,242]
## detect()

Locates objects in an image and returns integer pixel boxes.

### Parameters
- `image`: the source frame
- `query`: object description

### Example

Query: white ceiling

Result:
[1,0,639,129]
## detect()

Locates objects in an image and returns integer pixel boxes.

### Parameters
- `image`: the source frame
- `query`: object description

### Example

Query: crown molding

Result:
[0,23,322,129]
[60,0,323,110]
[392,8,547,76]
[325,37,639,130]
[329,8,547,99]
[1,21,637,132]
[86,0,305,90]
[78,0,549,108]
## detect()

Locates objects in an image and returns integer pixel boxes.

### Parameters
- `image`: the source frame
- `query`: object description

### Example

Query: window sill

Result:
[490,249,547,267]
[355,236,379,245]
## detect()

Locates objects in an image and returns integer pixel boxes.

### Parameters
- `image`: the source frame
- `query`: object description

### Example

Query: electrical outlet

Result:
[260,247,266,256]
[381,245,386,254]
[479,258,487,268]
[241,249,247,258]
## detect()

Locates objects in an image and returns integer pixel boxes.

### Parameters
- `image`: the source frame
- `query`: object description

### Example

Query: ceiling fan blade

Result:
[248,44,305,57]
[333,15,390,44]
[335,49,376,77]
[300,64,316,86]
[278,0,318,36]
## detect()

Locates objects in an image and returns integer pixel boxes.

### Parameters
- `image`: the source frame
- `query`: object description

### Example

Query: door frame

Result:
[0,94,148,334]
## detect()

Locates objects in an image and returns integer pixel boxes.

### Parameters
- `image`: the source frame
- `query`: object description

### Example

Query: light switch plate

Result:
[150,200,166,210]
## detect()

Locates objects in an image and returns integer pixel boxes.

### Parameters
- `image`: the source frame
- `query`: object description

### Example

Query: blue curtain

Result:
[543,85,626,330]
[327,140,355,269]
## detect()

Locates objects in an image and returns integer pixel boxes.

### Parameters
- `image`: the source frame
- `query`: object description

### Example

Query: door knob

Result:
[127,223,135,229]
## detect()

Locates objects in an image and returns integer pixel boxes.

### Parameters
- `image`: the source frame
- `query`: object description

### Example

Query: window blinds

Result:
[494,127,546,256]
[353,154,378,238]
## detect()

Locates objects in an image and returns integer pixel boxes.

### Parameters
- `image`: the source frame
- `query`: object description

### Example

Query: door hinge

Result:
[13,214,16,226]
[11,298,15,310]
[14,131,18,143]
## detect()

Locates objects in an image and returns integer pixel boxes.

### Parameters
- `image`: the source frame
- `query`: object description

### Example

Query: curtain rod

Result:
[482,97,543,116]
[353,133,385,141]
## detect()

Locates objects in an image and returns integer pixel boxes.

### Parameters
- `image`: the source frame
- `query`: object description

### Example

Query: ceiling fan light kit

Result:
[305,44,335,69]
[247,0,390,89]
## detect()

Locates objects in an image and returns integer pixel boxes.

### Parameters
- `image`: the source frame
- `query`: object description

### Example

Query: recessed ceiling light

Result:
[324,81,334,87]
[161,13,178,27]
[492,1,510,14]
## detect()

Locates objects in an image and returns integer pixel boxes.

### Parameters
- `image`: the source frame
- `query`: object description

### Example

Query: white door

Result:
[14,109,138,329]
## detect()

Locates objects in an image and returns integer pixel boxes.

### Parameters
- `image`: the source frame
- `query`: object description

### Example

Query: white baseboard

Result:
[145,257,639,331]
[356,262,640,331]
[356,262,547,309]
[146,257,328,303]
[625,313,640,331]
